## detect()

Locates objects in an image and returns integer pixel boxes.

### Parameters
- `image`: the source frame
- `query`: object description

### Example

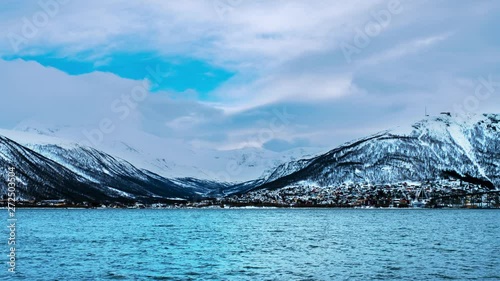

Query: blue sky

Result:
[0,0,499,152]
[2,52,234,96]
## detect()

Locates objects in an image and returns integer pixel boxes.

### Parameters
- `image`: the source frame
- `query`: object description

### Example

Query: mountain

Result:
[256,113,500,191]
[11,122,321,182]
[0,125,318,203]
[0,133,238,203]
[3,113,499,203]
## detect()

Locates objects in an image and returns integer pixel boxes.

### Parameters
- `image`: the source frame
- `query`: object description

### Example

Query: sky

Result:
[0,0,500,152]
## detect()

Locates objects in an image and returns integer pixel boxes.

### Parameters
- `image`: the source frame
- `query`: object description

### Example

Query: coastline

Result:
[4,205,499,210]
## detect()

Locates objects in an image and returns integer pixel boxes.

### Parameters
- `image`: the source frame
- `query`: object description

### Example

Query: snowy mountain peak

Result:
[259,114,500,191]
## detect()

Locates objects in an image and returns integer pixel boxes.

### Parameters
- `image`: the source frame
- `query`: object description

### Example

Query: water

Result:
[2,209,499,281]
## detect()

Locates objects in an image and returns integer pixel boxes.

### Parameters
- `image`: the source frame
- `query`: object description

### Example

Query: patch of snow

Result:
[447,123,488,178]
[106,187,135,198]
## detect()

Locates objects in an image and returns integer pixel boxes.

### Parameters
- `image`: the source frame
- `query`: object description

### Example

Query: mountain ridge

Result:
[254,113,499,191]
[1,113,499,203]
[0,134,241,202]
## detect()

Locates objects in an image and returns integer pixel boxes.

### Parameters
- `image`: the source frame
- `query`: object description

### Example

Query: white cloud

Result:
[0,0,499,153]
[359,33,452,66]
[0,59,143,128]
[215,72,355,114]
[0,1,384,66]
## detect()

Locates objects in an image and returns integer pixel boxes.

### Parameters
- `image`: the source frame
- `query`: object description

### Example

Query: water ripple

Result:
[2,209,499,281]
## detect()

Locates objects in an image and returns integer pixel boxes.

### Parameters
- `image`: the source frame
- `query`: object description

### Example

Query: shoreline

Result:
[3,206,499,210]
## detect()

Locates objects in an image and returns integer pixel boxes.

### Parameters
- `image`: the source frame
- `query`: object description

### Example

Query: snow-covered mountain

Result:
[11,122,321,182]
[3,113,498,202]
[0,132,241,202]
[257,113,500,191]
[0,126,316,202]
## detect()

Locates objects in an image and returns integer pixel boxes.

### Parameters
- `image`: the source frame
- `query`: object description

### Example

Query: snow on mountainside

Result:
[258,114,500,191]
[10,124,321,182]
[4,113,498,202]
[0,135,126,202]
[0,132,236,202]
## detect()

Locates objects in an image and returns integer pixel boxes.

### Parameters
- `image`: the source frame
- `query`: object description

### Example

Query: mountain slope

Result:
[0,135,230,202]
[11,123,322,182]
[3,113,499,202]
[1,135,112,202]
[256,114,500,191]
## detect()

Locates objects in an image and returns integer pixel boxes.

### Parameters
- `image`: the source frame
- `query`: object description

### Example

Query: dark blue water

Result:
[2,209,499,280]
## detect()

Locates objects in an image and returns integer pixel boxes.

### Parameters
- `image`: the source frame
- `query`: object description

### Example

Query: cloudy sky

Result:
[1,0,499,152]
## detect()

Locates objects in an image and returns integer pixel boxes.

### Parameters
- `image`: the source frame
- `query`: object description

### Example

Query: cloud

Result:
[0,0,500,153]
[215,72,355,114]
[0,59,138,127]
[0,1,385,68]
[359,33,452,66]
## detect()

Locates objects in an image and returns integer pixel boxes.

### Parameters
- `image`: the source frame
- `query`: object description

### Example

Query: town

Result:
[220,180,500,209]
[2,179,499,209]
